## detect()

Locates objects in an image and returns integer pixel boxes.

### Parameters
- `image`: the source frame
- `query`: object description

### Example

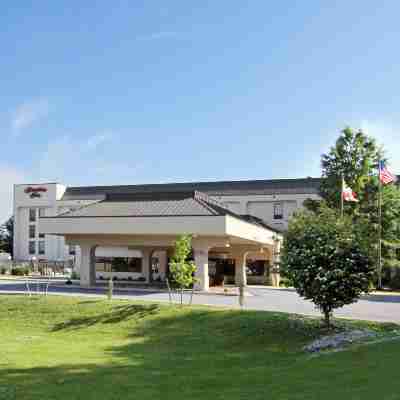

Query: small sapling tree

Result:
[169,234,197,305]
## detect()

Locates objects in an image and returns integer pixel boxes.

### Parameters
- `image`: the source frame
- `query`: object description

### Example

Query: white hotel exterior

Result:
[13,178,321,290]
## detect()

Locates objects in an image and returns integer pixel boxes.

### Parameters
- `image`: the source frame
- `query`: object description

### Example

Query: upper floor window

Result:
[29,208,36,223]
[29,225,36,239]
[38,208,46,218]
[273,202,283,220]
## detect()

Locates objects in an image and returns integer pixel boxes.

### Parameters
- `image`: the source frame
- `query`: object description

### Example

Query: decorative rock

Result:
[304,329,377,352]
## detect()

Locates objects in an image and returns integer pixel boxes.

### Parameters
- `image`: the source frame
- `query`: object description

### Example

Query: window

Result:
[246,260,268,276]
[69,245,76,256]
[38,241,45,255]
[95,257,142,273]
[29,225,36,239]
[38,208,46,218]
[127,258,142,273]
[273,202,283,220]
[111,257,130,272]
[96,258,112,272]
[29,208,36,222]
[39,232,45,239]
[29,241,36,255]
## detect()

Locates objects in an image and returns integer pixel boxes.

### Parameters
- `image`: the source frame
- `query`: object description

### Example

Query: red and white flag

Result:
[342,179,359,202]
[379,161,397,185]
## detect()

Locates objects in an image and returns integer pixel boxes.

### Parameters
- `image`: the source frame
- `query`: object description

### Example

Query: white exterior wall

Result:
[214,193,320,230]
[13,183,85,263]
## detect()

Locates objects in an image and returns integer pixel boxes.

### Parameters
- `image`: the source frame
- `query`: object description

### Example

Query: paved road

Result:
[0,280,399,323]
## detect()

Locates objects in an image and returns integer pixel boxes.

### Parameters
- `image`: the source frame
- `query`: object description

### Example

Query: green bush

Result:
[281,207,374,327]
[0,267,7,275]
[388,275,400,290]
[385,266,400,290]
[70,271,80,280]
[11,267,29,276]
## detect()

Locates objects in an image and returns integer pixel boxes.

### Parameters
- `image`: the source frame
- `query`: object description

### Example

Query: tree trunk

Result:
[323,308,331,329]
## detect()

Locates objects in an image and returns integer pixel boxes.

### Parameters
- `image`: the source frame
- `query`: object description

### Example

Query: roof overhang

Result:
[39,214,280,246]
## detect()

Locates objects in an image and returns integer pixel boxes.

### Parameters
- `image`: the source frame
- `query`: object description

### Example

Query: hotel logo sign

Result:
[24,187,48,199]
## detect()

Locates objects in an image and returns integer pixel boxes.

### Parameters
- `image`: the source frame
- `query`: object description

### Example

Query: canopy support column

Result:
[193,245,209,291]
[80,244,97,287]
[233,251,248,287]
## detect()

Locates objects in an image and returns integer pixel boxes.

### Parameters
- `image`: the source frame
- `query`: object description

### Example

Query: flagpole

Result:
[340,175,344,218]
[378,161,383,290]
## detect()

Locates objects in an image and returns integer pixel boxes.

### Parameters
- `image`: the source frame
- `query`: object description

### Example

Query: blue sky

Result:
[1,1,400,221]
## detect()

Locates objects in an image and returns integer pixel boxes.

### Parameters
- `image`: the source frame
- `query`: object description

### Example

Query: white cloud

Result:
[360,120,400,172]
[36,136,142,186]
[86,132,113,149]
[11,98,49,134]
[0,166,29,223]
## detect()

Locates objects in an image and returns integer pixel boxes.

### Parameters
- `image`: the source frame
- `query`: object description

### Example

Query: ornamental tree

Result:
[169,234,197,304]
[280,207,374,327]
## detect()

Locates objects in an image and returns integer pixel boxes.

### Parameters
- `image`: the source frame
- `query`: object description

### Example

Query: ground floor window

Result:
[246,260,269,276]
[38,241,45,255]
[29,241,36,255]
[95,257,142,273]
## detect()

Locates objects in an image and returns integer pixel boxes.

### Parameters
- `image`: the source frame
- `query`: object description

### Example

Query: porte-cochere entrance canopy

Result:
[40,191,282,291]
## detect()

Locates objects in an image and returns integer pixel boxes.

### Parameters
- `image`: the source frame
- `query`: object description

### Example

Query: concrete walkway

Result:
[0,279,399,323]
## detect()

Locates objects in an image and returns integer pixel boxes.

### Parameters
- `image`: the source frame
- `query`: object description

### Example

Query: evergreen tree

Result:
[0,217,13,256]
[321,126,381,209]
[319,127,400,286]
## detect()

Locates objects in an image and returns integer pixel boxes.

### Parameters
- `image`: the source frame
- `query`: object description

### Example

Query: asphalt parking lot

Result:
[1,279,399,323]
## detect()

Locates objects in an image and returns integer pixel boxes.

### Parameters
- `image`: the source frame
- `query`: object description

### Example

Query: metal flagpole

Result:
[340,175,344,218]
[377,160,383,289]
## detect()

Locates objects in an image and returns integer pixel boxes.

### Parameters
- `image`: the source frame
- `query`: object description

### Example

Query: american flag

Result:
[379,161,397,185]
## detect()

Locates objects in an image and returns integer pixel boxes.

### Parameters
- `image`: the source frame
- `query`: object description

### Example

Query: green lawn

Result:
[0,296,399,400]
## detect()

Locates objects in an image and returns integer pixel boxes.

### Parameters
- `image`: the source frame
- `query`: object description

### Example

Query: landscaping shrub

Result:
[281,206,374,327]
[70,271,80,280]
[11,267,29,276]
[386,267,400,290]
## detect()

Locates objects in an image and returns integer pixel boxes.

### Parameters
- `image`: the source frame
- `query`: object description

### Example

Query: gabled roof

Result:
[53,191,281,233]
[60,177,322,200]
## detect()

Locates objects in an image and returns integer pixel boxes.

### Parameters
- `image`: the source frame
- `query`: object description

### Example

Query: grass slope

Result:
[0,295,399,400]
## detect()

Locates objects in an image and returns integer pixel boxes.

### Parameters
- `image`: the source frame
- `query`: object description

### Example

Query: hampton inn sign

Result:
[24,187,48,199]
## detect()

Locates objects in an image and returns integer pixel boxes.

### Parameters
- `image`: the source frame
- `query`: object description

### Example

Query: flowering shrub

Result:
[280,207,374,327]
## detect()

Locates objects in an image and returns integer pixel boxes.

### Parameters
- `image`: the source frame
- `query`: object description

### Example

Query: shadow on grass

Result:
[51,303,160,331]
[2,300,400,400]
[1,308,322,400]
